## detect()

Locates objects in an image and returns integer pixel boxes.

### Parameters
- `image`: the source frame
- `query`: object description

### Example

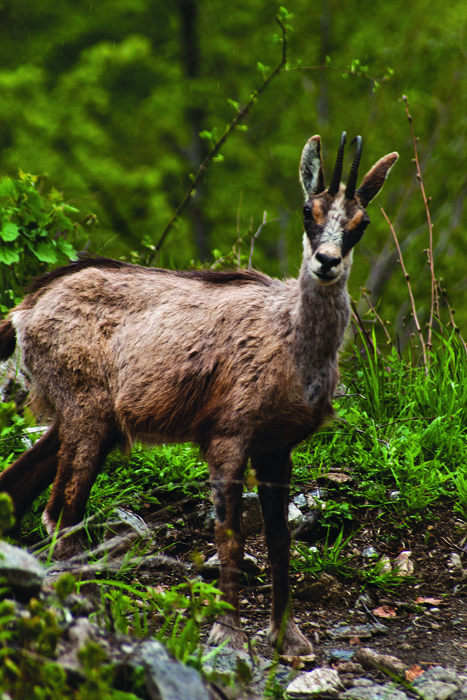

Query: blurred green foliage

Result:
[0,0,466,336]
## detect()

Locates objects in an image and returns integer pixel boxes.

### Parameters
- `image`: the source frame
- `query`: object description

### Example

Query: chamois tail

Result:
[0,320,16,361]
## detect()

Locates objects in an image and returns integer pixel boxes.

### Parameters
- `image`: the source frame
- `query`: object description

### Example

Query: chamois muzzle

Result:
[345,135,362,200]
[328,132,346,196]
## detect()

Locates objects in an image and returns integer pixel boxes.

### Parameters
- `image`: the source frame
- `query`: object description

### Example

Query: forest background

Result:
[0,0,466,338]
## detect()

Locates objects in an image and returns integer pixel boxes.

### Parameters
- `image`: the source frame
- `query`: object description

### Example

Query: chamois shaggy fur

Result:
[0,133,398,655]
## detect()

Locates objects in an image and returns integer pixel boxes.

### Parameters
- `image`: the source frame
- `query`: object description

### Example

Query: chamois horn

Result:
[345,135,362,200]
[328,132,346,195]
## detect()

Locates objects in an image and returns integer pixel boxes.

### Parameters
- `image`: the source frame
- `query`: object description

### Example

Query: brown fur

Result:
[0,134,398,655]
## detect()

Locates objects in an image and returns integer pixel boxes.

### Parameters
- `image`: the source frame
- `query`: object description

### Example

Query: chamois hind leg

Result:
[0,421,60,541]
[206,437,248,650]
[43,415,118,559]
[252,447,313,656]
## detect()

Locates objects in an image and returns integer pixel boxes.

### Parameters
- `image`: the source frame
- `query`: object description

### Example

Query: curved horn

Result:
[345,135,362,200]
[328,132,346,195]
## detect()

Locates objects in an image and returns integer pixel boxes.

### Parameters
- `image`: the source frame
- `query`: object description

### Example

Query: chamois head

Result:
[299,133,398,285]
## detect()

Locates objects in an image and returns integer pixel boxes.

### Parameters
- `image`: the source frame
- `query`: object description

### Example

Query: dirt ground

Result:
[131,489,467,675]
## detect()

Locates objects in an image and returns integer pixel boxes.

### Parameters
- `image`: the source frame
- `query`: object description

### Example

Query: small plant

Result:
[0,172,91,311]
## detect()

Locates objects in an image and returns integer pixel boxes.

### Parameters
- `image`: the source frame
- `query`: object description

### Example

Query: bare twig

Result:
[279,64,389,86]
[380,205,428,371]
[358,287,398,354]
[248,211,278,270]
[438,279,467,356]
[402,95,439,348]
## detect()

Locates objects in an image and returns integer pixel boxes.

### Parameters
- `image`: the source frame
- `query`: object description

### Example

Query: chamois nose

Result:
[315,252,341,271]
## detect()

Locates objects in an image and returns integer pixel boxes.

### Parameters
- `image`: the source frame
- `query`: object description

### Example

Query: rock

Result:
[316,473,353,485]
[412,666,467,700]
[308,489,329,501]
[447,552,463,571]
[336,662,364,675]
[328,649,355,663]
[204,646,292,696]
[354,594,373,611]
[295,573,345,605]
[242,492,263,535]
[286,667,343,697]
[57,617,95,674]
[389,490,401,501]
[203,506,216,530]
[295,511,320,540]
[362,546,379,559]
[379,555,392,574]
[328,623,388,640]
[0,540,44,600]
[131,640,211,700]
[394,551,414,576]
[294,493,308,509]
[289,502,305,527]
[200,552,262,578]
[342,683,410,699]
[355,647,407,676]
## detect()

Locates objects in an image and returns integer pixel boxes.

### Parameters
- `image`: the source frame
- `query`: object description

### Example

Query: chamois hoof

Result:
[208,621,249,650]
[269,620,313,656]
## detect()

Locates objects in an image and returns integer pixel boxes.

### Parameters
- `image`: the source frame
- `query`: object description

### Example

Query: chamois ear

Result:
[299,135,325,197]
[355,152,399,207]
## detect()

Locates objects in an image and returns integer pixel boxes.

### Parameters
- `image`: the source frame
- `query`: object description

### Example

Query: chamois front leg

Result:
[206,438,248,650]
[252,447,313,656]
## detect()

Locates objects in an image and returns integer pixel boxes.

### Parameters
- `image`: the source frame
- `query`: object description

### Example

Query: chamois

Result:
[0,133,397,654]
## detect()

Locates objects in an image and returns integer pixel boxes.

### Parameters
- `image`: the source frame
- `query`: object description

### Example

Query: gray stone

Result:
[413,681,459,700]
[113,508,149,537]
[342,683,409,700]
[289,502,305,527]
[203,506,216,530]
[132,640,210,700]
[57,617,95,674]
[329,650,356,663]
[362,546,378,559]
[329,623,388,640]
[294,493,308,509]
[200,552,261,578]
[287,667,343,697]
[0,541,44,599]
[447,553,463,571]
[413,667,465,686]
[295,511,320,540]
[242,492,263,535]
[412,667,465,700]
[204,646,293,695]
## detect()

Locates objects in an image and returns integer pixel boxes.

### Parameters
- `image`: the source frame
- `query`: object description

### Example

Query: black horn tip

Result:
[345,135,363,200]
[328,132,347,195]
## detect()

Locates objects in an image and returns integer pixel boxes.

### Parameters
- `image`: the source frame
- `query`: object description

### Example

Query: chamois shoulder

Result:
[25,254,277,295]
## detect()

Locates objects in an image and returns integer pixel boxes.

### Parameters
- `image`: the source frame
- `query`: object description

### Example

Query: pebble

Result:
[328,649,356,662]
[286,667,343,697]
[288,502,305,526]
[362,546,379,559]
[447,552,463,571]
[294,493,308,509]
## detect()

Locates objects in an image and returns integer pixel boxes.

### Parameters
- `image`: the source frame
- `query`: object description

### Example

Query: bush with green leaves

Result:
[0,171,93,312]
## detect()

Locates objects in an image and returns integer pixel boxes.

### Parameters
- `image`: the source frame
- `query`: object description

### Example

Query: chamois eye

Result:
[303,205,312,220]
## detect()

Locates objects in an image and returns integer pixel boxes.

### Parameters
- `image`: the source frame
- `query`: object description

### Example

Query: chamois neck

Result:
[294,262,351,362]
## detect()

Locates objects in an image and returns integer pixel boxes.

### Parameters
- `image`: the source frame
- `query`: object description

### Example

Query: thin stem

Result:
[438,279,467,356]
[248,211,279,270]
[358,287,398,354]
[380,205,428,371]
[402,95,438,348]
[279,64,389,85]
